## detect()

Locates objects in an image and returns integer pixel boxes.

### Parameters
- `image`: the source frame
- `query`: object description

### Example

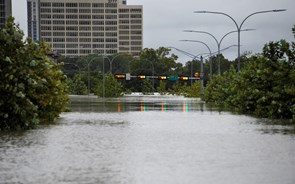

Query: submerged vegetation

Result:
[1,16,294,131]
[204,27,295,122]
[0,17,68,131]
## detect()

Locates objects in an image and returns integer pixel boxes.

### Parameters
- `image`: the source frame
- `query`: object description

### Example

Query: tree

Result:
[157,80,167,95]
[95,72,123,97]
[67,75,88,95]
[0,17,68,131]
[141,79,154,95]
[203,25,295,122]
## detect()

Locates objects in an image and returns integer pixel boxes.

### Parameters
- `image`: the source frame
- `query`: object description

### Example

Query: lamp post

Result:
[86,58,97,96]
[194,9,286,70]
[180,40,213,78]
[168,47,205,95]
[183,29,254,74]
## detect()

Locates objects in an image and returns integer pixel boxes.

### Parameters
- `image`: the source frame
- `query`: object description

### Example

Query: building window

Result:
[93,32,104,37]
[41,14,51,19]
[66,9,78,13]
[66,15,78,19]
[119,14,129,19]
[53,32,65,36]
[66,26,78,31]
[66,38,78,42]
[92,9,104,14]
[131,9,142,13]
[66,32,78,36]
[79,9,91,13]
[40,8,51,13]
[53,15,65,19]
[53,26,65,31]
[92,26,104,31]
[66,20,78,25]
[79,32,91,37]
[105,21,117,25]
[106,32,117,37]
[105,3,117,8]
[66,44,78,48]
[52,3,64,7]
[80,38,91,42]
[93,38,104,42]
[79,26,91,31]
[79,15,91,19]
[66,3,78,7]
[52,9,65,13]
[40,2,51,7]
[79,20,91,25]
[105,9,117,14]
[92,15,104,19]
[105,26,117,31]
[93,44,104,48]
[93,21,104,25]
[93,3,104,7]
[53,38,65,42]
[119,9,129,13]
[67,50,78,54]
[79,3,91,7]
[131,14,142,19]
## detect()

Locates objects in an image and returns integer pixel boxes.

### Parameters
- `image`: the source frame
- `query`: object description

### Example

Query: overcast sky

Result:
[12,0,295,62]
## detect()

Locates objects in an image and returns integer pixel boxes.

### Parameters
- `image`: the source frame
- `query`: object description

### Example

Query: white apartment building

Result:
[27,0,143,57]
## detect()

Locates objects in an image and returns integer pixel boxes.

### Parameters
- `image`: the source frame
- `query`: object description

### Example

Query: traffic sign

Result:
[168,76,178,81]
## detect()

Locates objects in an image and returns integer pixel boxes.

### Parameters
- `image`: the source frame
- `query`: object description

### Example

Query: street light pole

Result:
[183,29,254,74]
[194,9,286,70]
[180,40,213,78]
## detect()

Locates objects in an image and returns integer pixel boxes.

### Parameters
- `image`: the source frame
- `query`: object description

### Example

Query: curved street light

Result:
[183,29,254,74]
[180,39,213,78]
[194,9,287,70]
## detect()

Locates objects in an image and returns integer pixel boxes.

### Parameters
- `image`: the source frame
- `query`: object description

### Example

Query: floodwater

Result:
[1,95,295,184]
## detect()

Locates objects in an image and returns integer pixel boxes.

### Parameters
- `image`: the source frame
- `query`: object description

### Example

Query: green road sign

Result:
[168,76,178,81]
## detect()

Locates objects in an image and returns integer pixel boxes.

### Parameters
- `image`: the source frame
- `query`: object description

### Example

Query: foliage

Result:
[157,80,167,95]
[67,75,88,95]
[95,72,123,97]
[204,33,295,122]
[203,65,237,105]
[0,17,68,131]
[183,81,201,98]
[168,81,185,96]
[141,79,154,95]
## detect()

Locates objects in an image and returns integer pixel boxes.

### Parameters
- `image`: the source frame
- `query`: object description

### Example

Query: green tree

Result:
[0,17,68,131]
[203,65,237,105]
[67,75,88,95]
[141,79,154,95]
[157,80,166,95]
[95,72,123,97]
[183,82,201,97]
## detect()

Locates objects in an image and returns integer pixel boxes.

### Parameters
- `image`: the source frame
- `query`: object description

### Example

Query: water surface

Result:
[1,95,295,184]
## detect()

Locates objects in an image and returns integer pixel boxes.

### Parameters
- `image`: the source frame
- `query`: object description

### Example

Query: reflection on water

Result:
[68,95,204,113]
[0,95,295,184]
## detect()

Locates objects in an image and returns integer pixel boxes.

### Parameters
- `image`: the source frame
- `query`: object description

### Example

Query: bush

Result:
[0,17,68,131]
[95,72,123,97]
[203,38,295,122]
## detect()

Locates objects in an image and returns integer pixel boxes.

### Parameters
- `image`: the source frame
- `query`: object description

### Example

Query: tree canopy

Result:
[0,17,68,131]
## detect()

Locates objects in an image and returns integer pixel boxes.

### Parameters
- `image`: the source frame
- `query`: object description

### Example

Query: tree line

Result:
[1,17,294,131]
[204,26,295,122]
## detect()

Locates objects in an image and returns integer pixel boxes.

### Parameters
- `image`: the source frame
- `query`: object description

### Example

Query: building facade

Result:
[0,0,12,28]
[27,0,143,57]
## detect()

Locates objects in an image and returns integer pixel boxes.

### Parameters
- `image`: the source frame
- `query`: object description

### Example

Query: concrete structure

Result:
[0,0,12,28]
[27,0,143,57]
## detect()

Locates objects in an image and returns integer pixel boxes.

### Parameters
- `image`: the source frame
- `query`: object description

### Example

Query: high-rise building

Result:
[0,0,12,28]
[27,0,143,57]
